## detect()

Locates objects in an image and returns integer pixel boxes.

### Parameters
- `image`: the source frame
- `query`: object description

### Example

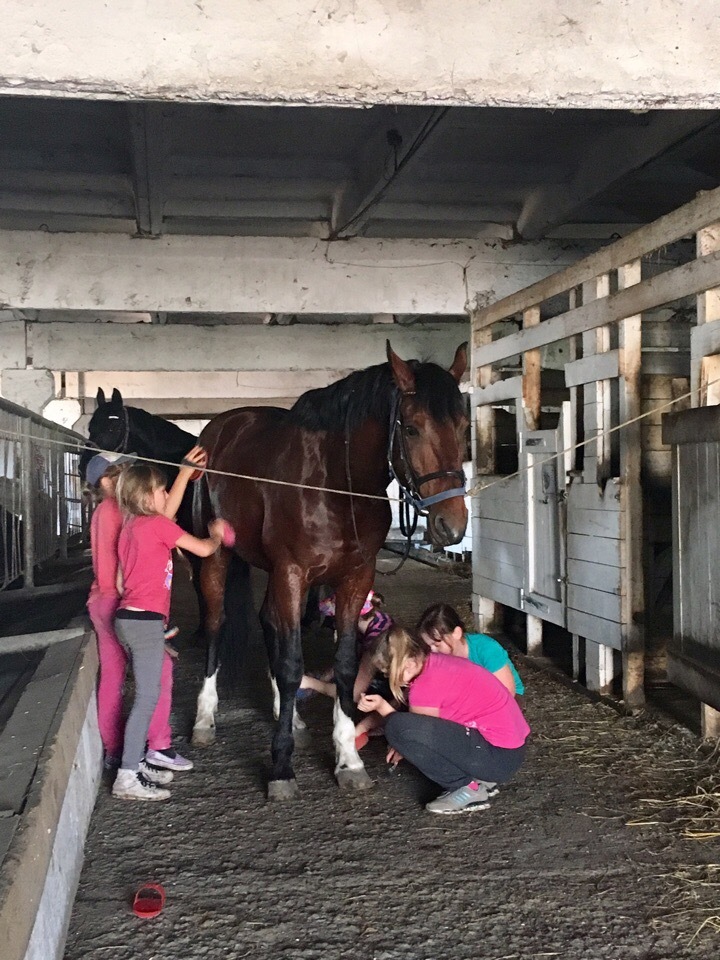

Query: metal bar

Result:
[20,429,34,588]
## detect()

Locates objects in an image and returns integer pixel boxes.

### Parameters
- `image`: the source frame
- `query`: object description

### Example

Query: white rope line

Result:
[0,377,712,505]
[466,377,714,497]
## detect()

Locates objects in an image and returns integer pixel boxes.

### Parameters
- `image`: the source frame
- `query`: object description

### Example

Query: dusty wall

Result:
[1,1,719,108]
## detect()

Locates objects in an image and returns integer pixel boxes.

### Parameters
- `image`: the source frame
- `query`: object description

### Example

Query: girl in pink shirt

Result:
[110,460,227,802]
[358,626,530,815]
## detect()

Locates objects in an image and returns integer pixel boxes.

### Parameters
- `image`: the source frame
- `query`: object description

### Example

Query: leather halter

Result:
[102,405,131,453]
[387,389,466,515]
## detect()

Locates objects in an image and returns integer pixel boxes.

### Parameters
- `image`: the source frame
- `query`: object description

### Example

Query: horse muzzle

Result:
[427,500,468,547]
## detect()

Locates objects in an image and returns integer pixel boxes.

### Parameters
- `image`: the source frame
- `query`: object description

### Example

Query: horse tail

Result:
[192,469,214,535]
[218,554,253,686]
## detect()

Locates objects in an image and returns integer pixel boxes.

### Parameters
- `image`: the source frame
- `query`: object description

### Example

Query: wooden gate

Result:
[663,405,720,712]
[521,428,566,626]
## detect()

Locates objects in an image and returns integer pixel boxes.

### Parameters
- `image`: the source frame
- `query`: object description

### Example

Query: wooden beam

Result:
[128,103,166,236]
[474,250,720,364]
[330,108,449,238]
[564,350,619,388]
[475,184,720,328]
[473,376,523,405]
[517,113,717,240]
[521,306,541,430]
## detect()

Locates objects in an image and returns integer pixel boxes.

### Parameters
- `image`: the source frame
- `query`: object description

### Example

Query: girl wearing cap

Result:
[86,446,207,797]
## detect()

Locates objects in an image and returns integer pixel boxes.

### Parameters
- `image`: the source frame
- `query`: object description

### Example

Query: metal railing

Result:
[0,397,89,590]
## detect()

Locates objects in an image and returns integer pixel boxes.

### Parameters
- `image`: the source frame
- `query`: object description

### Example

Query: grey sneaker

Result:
[425,783,491,815]
[112,769,171,802]
[479,780,500,798]
[139,759,174,785]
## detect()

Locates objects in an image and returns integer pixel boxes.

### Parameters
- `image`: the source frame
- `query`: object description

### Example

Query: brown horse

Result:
[191,342,468,799]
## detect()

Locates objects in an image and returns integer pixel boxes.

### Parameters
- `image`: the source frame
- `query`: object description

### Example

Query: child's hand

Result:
[209,518,235,547]
[180,445,208,475]
[358,693,395,717]
[386,747,403,767]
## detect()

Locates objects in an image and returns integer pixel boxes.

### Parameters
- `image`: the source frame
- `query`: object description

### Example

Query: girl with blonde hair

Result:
[359,624,530,815]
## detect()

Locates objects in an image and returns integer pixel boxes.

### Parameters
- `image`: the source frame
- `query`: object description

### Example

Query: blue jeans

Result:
[385,712,527,791]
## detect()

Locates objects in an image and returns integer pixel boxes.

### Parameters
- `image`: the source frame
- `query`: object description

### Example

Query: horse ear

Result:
[110,388,123,407]
[386,341,416,395]
[448,342,468,383]
[96,387,106,406]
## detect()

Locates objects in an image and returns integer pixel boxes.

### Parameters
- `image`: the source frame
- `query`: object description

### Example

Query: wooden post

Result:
[521,305,543,656]
[20,429,35,588]
[701,704,720,740]
[582,275,612,484]
[473,318,500,630]
[586,639,614,694]
[618,259,646,711]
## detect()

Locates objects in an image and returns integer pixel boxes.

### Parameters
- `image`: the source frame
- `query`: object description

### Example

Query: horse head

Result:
[387,341,469,547]
[87,387,130,454]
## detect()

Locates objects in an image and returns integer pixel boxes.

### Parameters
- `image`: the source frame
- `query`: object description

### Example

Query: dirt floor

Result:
[64,555,720,960]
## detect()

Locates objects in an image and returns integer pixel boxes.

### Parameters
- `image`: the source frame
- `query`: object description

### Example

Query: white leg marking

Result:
[270,673,280,720]
[270,671,306,730]
[194,671,218,732]
[333,698,363,773]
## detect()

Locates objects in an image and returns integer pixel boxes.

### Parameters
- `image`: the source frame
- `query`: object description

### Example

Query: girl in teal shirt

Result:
[417,602,524,697]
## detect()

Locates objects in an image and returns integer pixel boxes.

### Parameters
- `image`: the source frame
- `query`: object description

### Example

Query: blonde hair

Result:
[371,625,429,702]
[116,464,167,517]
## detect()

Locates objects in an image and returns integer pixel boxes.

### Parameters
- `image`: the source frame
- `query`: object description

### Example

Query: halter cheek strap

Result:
[103,406,131,453]
[387,390,466,515]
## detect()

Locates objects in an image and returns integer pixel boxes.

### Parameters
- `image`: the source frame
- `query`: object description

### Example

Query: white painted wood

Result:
[475,185,720,328]
[472,573,522,611]
[701,704,720,740]
[28,322,468,374]
[566,507,622,539]
[474,556,524,588]
[476,499,524,524]
[478,517,525,546]
[0,231,577,316]
[474,538,524,568]
[567,558,622,594]
[567,533,623,567]
[474,376,523,405]
[473,476,524,502]
[564,350,619,388]
[567,480,621,511]
[474,252,720,362]
[474,596,497,634]
[526,615,543,657]
[567,584,623,623]
[568,610,623,651]
[585,639,617,692]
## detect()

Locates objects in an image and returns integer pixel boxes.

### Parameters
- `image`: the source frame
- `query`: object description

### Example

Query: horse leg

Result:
[332,570,375,792]
[192,548,230,747]
[260,567,304,800]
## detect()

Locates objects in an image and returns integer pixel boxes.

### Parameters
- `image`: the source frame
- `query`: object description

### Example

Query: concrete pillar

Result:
[1,369,56,414]
[43,399,83,430]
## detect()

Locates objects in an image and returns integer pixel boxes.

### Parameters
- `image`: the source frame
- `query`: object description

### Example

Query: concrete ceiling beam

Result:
[128,103,166,237]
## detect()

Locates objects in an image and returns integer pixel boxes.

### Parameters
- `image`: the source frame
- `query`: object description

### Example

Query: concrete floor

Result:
[64,556,719,960]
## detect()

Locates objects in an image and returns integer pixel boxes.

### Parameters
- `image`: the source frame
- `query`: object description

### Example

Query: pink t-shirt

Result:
[118,514,185,620]
[89,498,122,601]
[409,652,530,749]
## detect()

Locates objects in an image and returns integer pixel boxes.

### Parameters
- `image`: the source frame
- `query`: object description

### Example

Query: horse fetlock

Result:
[337,767,374,792]
[191,724,216,747]
[267,778,300,801]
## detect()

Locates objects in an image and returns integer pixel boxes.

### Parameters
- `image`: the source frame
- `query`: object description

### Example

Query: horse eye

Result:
[404,424,420,438]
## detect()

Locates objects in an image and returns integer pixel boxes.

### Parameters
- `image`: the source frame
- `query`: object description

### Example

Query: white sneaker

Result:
[139,759,174,785]
[112,769,171,802]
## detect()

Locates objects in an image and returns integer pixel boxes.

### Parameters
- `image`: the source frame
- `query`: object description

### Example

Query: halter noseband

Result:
[387,390,466,515]
[103,406,131,453]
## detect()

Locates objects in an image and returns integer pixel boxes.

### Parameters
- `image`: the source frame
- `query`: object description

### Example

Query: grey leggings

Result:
[114,616,165,771]
[385,711,527,791]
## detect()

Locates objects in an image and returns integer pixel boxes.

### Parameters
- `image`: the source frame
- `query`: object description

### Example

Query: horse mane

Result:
[289,360,465,433]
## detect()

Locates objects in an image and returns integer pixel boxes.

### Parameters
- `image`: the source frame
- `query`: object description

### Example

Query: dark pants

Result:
[385,712,526,791]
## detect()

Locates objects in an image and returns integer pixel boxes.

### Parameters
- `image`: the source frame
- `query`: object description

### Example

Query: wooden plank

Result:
[663,404,720,444]
[567,532,622,567]
[472,573,522,611]
[567,506,622,539]
[567,558,622,594]
[567,480,622,511]
[474,376,523,405]
[476,537,524,567]
[473,252,720,361]
[565,350,619,388]
[585,638,618,693]
[568,583,623,622]
[474,324,497,476]
[473,185,720,328]
[522,306,541,430]
[567,608,623,650]
[474,555,524,588]
[472,476,524,501]
[477,517,525,546]
[476,498,525,524]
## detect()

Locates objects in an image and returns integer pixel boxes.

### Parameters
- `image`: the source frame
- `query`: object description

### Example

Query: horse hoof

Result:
[267,779,299,801]
[337,767,374,792]
[191,726,216,747]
